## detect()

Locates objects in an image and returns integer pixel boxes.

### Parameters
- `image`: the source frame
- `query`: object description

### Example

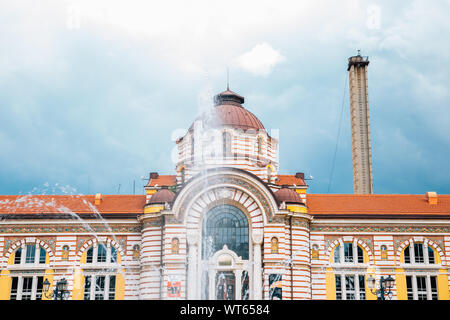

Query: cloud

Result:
[236,43,285,76]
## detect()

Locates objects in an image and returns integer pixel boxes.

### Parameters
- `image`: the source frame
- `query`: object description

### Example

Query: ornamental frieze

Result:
[0,224,141,234]
[4,236,56,253]
[142,219,163,228]
[292,218,310,229]
[311,225,450,234]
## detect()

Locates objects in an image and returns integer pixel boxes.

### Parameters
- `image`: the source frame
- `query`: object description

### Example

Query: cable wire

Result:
[327,72,348,193]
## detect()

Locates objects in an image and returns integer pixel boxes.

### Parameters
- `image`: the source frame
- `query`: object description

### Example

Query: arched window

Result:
[171,238,180,254]
[402,240,439,300]
[380,245,388,260]
[14,244,47,265]
[181,168,185,184]
[10,242,49,300]
[267,166,272,183]
[271,237,279,254]
[83,243,119,300]
[85,243,117,264]
[332,241,367,300]
[202,205,249,260]
[222,132,232,158]
[403,242,435,265]
[257,136,263,155]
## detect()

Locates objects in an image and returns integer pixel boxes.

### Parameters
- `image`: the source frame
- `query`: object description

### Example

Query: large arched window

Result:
[202,205,249,260]
[222,132,232,158]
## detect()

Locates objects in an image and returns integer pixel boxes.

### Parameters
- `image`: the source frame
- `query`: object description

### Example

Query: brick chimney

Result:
[95,193,102,205]
[426,192,438,205]
[150,172,159,179]
[295,172,305,180]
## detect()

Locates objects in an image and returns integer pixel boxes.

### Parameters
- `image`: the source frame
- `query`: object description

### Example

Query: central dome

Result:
[190,89,265,131]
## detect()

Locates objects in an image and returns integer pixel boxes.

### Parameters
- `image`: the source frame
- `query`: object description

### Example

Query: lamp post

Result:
[367,275,395,300]
[43,278,70,300]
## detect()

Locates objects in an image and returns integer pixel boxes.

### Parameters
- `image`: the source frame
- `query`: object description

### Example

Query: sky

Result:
[0,0,449,196]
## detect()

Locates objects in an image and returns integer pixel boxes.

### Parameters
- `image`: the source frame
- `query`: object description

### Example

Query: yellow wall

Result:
[326,244,377,300]
[144,205,164,214]
[73,250,124,300]
[0,247,53,300]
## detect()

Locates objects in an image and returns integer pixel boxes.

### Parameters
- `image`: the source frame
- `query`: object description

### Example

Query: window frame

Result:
[82,243,120,267]
[11,243,48,269]
[9,275,44,300]
[83,274,117,300]
[332,241,366,266]
[402,241,437,266]
[334,273,367,300]
[405,274,439,300]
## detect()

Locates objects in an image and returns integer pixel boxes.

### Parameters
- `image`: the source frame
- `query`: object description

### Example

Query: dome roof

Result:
[189,89,265,131]
[148,187,175,204]
[274,186,304,205]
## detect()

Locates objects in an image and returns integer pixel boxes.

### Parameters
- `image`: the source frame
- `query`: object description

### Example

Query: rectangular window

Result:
[345,275,355,300]
[268,274,282,300]
[335,275,342,300]
[334,246,340,263]
[406,276,413,300]
[39,248,46,264]
[109,276,116,300]
[416,276,427,300]
[359,275,366,300]
[344,243,353,263]
[430,276,438,300]
[414,243,424,263]
[97,245,107,263]
[95,276,105,300]
[111,247,117,263]
[10,277,18,300]
[14,248,22,264]
[404,246,411,264]
[35,276,43,300]
[86,247,93,264]
[25,245,35,264]
[357,246,364,263]
[84,276,91,300]
[428,247,435,264]
[21,277,33,300]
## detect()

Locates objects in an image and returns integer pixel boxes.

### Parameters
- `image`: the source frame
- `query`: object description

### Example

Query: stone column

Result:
[235,269,243,300]
[187,232,199,299]
[252,230,263,300]
[208,268,215,300]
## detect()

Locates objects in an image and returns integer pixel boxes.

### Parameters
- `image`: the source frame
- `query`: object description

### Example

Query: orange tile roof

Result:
[146,175,176,187]
[307,194,450,217]
[276,175,306,186]
[0,195,146,216]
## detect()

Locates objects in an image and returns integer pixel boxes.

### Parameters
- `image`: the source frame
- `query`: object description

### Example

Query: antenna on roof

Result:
[226,66,230,90]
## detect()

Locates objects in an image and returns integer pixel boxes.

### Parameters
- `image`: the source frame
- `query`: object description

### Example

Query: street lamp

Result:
[367,275,395,300]
[43,278,70,300]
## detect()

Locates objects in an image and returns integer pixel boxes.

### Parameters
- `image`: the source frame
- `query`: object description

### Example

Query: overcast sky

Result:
[1,0,449,196]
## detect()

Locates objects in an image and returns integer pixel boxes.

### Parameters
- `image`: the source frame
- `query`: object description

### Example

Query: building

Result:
[0,61,449,301]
